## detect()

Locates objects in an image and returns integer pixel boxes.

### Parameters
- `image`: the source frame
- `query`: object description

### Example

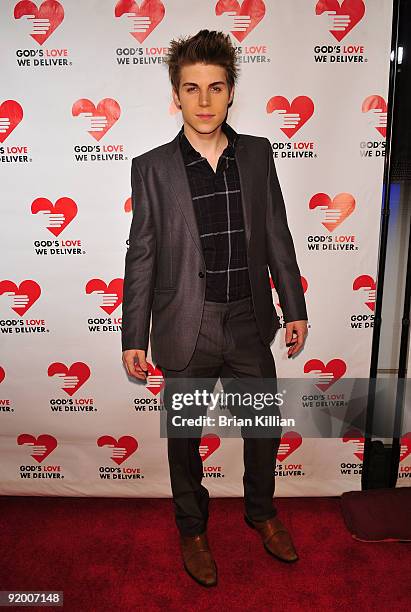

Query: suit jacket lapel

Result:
[166,134,205,262]
[165,131,252,260]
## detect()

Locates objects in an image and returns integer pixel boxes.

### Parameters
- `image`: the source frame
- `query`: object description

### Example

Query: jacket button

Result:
[198,271,204,278]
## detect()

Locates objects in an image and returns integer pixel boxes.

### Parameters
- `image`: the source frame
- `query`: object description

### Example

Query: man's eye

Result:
[187,87,197,92]
[211,87,222,92]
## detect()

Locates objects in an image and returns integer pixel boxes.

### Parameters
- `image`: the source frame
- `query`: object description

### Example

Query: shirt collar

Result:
[178,121,238,166]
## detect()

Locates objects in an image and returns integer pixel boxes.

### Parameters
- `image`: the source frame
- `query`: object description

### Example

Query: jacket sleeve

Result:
[121,157,157,352]
[265,138,308,323]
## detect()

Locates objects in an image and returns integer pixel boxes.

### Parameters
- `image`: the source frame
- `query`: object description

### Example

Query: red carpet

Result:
[0,496,410,611]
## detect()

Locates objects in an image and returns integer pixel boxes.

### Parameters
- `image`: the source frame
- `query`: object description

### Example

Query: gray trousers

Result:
[159,295,282,536]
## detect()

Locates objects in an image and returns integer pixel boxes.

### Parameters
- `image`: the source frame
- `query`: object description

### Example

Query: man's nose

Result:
[199,90,211,106]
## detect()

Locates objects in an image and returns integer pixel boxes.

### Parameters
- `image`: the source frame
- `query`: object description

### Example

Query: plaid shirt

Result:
[179,121,252,302]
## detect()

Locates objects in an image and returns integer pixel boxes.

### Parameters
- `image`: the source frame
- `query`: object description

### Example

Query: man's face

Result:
[172,62,234,134]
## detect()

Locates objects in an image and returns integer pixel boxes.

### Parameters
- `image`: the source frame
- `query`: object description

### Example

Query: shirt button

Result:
[198,271,205,278]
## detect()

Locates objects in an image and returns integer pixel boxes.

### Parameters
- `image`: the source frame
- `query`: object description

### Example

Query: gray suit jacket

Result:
[122,129,308,370]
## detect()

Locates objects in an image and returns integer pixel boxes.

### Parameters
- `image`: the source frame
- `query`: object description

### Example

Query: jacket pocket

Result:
[153,287,176,293]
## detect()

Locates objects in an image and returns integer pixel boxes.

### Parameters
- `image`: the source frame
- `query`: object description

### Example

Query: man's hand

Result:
[122,349,148,380]
[285,320,308,358]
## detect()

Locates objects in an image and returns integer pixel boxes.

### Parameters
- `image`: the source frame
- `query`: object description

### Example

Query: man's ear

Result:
[228,85,235,109]
[172,88,181,109]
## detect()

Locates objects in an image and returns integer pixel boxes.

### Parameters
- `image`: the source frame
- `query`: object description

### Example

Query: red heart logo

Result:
[97,435,138,465]
[48,362,91,396]
[85,278,124,316]
[266,96,314,138]
[343,428,364,461]
[309,192,356,232]
[31,197,78,237]
[0,279,41,316]
[14,0,65,45]
[277,431,302,461]
[353,275,376,312]
[124,197,132,213]
[400,433,411,463]
[315,0,365,42]
[199,434,221,462]
[72,98,121,142]
[362,95,387,138]
[304,358,347,391]
[146,362,164,396]
[0,100,24,144]
[0,367,5,384]
[215,0,265,42]
[17,433,57,463]
[115,0,165,43]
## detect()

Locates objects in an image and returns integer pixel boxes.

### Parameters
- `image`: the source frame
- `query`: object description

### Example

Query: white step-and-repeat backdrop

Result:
[3,0,409,497]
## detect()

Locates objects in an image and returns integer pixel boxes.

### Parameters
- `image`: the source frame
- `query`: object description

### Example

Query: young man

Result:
[122,30,308,587]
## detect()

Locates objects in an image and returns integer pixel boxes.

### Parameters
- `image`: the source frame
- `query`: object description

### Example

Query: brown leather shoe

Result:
[180,532,217,587]
[244,514,299,563]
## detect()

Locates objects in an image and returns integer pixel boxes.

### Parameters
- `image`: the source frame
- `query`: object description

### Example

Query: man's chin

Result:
[189,120,222,134]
